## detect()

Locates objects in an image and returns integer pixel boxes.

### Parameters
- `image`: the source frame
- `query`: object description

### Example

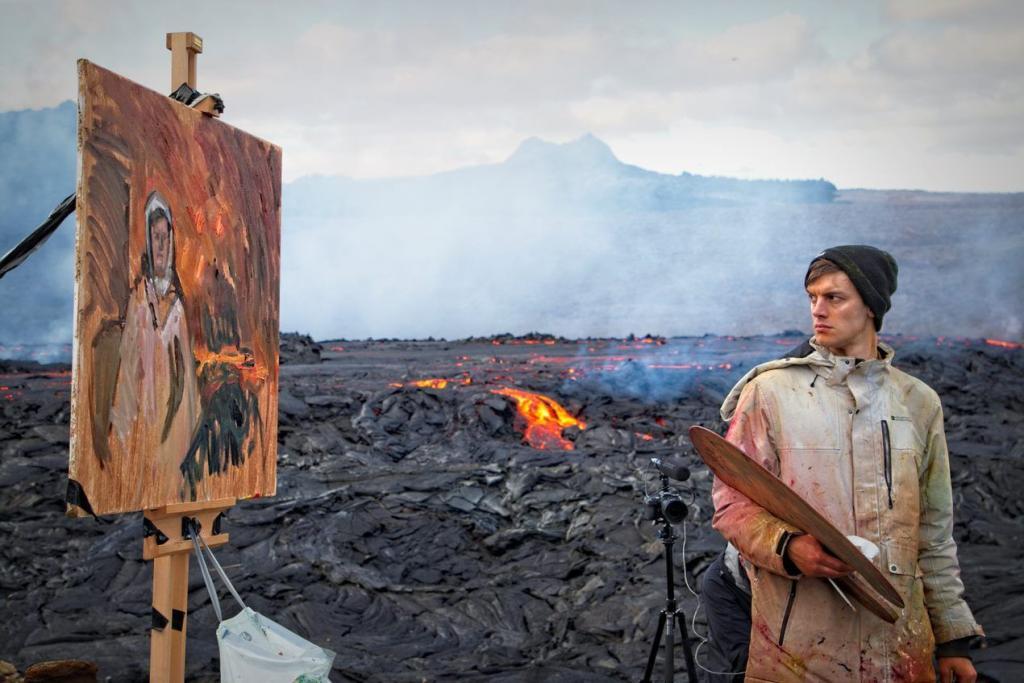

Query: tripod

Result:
[641,516,700,683]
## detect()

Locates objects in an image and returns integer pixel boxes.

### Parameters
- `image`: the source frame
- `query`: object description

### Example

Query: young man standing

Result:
[711,245,982,682]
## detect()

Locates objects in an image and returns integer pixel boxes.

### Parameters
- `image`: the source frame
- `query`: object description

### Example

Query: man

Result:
[710,245,983,682]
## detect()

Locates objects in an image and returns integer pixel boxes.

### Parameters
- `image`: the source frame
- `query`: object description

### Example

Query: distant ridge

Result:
[1,102,1020,348]
[507,133,621,167]
[287,132,838,218]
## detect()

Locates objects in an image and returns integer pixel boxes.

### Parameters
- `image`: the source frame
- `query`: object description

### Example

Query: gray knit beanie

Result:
[806,245,898,331]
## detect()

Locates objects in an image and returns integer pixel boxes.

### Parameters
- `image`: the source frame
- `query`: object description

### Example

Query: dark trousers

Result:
[700,551,752,682]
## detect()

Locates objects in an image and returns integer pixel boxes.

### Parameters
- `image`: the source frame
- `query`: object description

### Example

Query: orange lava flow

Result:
[490,387,586,450]
[414,378,452,389]
[985,338,1022,350]
[491,339,558,346]
[390,377,473,389]
[413,377,472,389]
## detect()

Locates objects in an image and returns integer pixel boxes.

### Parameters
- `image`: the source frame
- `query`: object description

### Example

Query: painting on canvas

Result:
[68,60,281,515]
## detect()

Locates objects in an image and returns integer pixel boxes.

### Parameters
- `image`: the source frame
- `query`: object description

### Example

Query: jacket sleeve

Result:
[918,403,984,644]
[712,379,802,577]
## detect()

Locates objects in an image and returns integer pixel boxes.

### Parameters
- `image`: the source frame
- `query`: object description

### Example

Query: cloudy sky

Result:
[2,0,1022,191]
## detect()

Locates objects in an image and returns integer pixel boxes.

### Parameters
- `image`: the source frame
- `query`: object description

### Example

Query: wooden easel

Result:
[145,498,234,682]
[165,31,221,117]
[145,32,228,683]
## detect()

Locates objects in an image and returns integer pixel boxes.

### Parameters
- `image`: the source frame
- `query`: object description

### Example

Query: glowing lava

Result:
[491,338,558,346]
[985,338,1022,350]
[491,387,586,451]
[390,377,473,389]
[413,377,472,389]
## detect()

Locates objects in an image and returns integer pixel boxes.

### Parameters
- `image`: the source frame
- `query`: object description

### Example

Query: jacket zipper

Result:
[778,580,798,646]
[881,419,893,509]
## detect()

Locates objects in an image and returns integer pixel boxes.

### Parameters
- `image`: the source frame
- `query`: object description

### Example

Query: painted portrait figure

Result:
[108,190,200,501]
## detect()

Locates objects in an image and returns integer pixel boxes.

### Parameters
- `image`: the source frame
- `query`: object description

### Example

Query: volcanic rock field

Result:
[1,333,1022,681]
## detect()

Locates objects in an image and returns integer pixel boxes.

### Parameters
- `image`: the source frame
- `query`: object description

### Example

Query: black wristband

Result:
[777,531,804,577]
[936,636,975,660]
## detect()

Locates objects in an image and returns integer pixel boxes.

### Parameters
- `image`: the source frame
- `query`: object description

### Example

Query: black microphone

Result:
[652,456,690,482]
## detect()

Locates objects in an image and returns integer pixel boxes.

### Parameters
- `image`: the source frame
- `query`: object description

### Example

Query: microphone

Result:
[651,456,690,482]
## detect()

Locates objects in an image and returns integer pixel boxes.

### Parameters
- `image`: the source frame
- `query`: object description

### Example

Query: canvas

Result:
[68,60,281,516]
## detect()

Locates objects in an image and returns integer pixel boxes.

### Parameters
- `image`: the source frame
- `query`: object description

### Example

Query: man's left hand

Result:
[938,657,976,683]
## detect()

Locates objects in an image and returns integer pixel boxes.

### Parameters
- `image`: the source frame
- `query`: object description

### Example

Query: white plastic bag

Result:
[217,607,335,682]
[191,529,336,682]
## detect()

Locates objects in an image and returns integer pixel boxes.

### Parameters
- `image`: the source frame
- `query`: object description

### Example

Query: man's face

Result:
[806,271,875,354]
[151,216,171,276]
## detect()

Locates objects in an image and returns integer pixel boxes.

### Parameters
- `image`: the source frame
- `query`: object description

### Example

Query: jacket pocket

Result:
[883,540,919,578]
[887,414,925,452]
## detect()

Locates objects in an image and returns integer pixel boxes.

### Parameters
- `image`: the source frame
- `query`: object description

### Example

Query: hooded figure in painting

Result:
[108,190,200,504]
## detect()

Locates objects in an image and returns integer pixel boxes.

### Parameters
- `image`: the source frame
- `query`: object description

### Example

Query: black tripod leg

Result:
[641,610,668,683]
[664,608,675,683]
[675,611,700,683]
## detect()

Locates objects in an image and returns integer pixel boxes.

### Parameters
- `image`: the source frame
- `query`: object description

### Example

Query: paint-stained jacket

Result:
[712,339,982,682]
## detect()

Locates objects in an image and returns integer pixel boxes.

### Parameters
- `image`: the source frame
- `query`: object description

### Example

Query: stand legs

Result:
[150,552,190,683]
[640,522,701,682]
[641,609,700,683]
[664,609,676,683]
[643,611,667,681]
[678,610,698,683]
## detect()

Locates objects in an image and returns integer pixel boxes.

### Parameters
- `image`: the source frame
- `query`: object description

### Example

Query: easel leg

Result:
[150,551,190,683]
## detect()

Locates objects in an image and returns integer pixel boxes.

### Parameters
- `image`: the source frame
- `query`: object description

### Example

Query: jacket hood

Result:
[720,337,896,421]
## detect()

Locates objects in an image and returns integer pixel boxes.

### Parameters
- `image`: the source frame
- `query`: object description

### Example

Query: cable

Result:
[0,193,76,280]
[679,505,746,678]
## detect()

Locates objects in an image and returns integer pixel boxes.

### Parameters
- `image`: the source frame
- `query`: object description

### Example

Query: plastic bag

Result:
[190,528,336,682]
[217,607,335,682]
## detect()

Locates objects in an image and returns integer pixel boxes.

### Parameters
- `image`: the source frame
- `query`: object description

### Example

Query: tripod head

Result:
[643,456,692,526]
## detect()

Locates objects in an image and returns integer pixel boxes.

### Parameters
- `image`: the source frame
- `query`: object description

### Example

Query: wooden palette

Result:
[689,425,904,622]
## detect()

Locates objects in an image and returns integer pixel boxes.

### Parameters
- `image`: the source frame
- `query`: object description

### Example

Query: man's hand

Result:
[938,657,976,683]
[785,534,853,578]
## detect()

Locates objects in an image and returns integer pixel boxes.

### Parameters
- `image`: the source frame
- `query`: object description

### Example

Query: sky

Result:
[2,0,1022,192]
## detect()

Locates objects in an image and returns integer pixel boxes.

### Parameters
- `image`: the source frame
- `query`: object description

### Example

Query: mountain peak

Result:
[507,133,620,167]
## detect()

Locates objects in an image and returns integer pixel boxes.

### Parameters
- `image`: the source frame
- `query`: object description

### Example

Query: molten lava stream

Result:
[491,387,586,451]
[388,377,474,389]
[985,338,1022,350]
[414,378,452,389]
